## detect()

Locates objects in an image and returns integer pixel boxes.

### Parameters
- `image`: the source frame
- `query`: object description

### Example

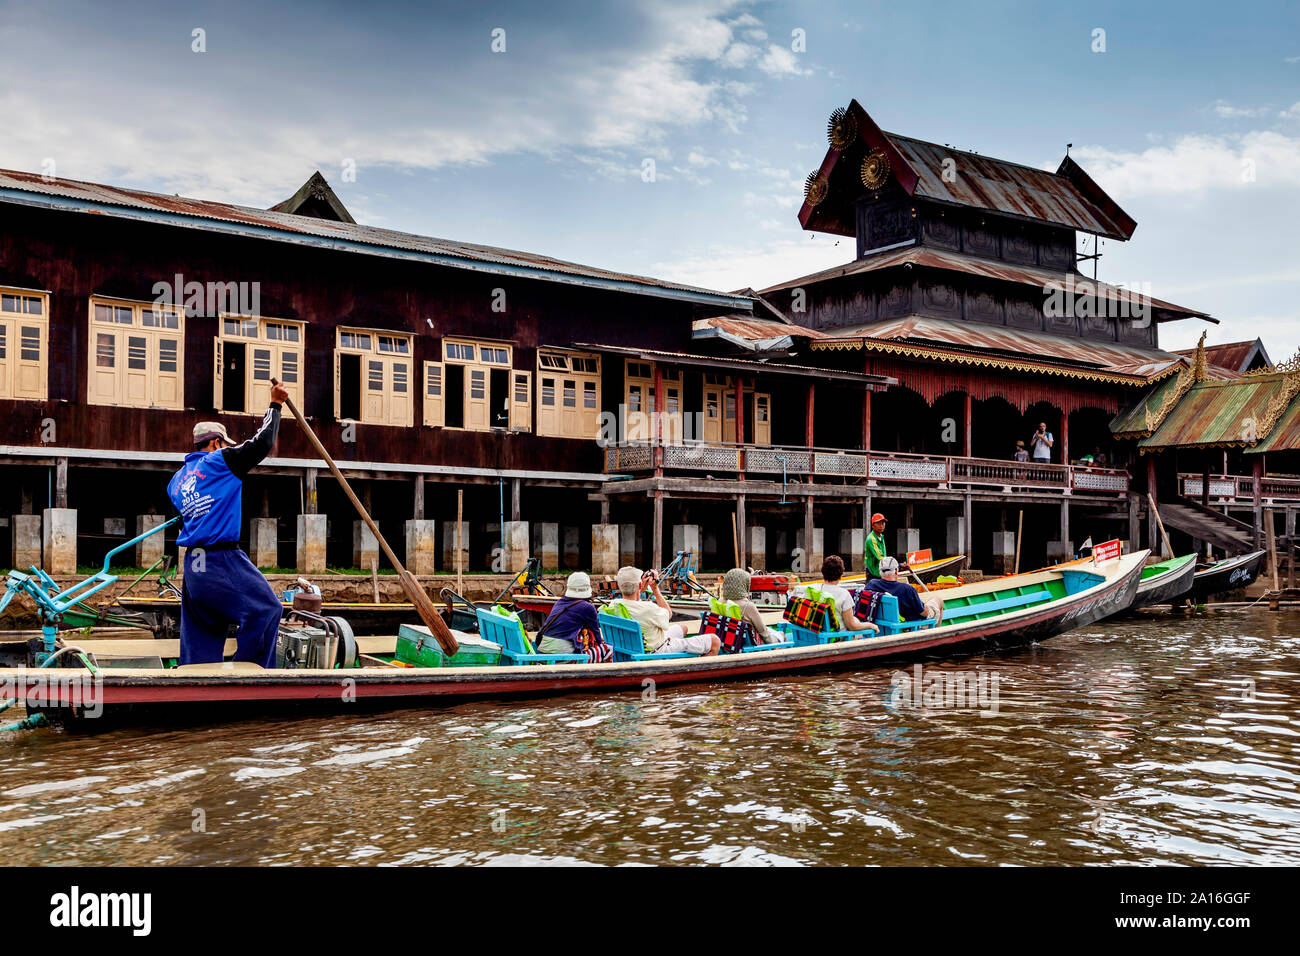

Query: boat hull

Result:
[1131,554,1198,609]
[1190,550,1266,601]
[114,597,418,636]
[6,553,1146,728]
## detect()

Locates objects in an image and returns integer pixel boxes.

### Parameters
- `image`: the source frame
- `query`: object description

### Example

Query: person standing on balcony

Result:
[1030,422,1054,463]
[1014,440,1029,462]
[864,513,889,581]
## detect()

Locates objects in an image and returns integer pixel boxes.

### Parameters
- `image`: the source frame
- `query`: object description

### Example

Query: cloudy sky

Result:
[1,0,1297,357]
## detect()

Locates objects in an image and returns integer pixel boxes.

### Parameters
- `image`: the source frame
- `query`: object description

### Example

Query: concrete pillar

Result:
[41,508,76,574]
[895,527,920,558]
[672,524,701,561]
[795,527,824,575]
[562,526,580,569]
[353,520,379,570]
[592,524,618,574]
[296,514,327,574]
[405,519,436,575]
[11,514,41,570]
[991,531,1016,575]
[442,521,469,573]
[945,517,965,558]
[1045,540,1071,562]
[839,528,864,571]
[747,525,766,571]
[535,522,559,570]
[502,521,529,572]
[248,517,277,568]
[618,523,640,566]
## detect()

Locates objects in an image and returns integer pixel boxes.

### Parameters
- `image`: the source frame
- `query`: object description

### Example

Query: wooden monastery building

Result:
[0,99,1282,579]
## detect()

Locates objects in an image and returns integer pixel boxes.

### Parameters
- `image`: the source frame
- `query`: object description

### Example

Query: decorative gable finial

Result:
[1193,330,1207,382]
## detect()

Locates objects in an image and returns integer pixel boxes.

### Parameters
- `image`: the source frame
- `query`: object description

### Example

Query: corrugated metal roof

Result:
[798,100,1136,241]
[0,167,751,308]
[693,315,831,341]
[759,245,1212,320]
[1138,375,1286,450]
[1248,395,1300,454]
[816,315,1185,380]
[572,342,895,385]
[1174,339,1270,375]
[887,134,1131,240]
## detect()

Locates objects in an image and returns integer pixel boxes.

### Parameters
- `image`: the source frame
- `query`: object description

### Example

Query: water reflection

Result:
[0,608,1296,865]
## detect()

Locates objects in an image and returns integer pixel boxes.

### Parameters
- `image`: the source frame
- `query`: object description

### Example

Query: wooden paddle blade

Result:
[399,570,459,656]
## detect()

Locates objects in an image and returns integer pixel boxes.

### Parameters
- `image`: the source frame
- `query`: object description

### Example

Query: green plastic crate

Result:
[396,624,445,667]
[395,625,501,668]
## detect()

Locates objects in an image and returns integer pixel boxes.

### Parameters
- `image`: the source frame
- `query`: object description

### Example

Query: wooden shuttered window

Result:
[0,290,49,401]
[87,298,183,409]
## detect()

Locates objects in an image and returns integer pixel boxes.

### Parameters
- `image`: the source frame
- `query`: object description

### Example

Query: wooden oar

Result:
[272,379,458,655]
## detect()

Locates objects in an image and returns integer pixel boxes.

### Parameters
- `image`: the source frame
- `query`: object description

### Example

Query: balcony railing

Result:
[1180,473,1300,504]
[603,441,1131,496]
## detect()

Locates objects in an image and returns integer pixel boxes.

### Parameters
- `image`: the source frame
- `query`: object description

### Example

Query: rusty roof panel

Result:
[1174,339,1270,375]
[0,167,749,306]
[888,134,1132,240]
[693,315,831,341]
[1138,375,1285,450]
[824,315,1185,379]
[760,245,1212,320]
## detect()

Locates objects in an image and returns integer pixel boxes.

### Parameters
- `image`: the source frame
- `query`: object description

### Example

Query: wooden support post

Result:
[55,457,68,509]
[1148,493,1173,559]
[305,468,318,515]
[964,494,974,569]
[1146,456,1158,553]
[862,382,872,452]
[1060,412,1069,464]
[600,496,610,524]
[413,475,425,520]
[1287,509,1296,590]
[653,364,664,477]
[1202,454,1211,509]
[963,392,973,458]
[1128,494,1139,553]
[1265,507,1279,591]
[1014,509,1024,574]
[736,494,747,568]
[511,478,521,523]
[803,495,815,573]
[736,377,746,447]
[456,489,464,594]
[1252,458,1265,549]
[371,556,381,604]
[261,487,271,519]
[805,383,815,448]
[652,490,664,570]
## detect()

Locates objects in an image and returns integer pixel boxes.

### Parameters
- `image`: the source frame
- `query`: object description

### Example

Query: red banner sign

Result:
[907,549,933,565]
[1092,539,1122,566]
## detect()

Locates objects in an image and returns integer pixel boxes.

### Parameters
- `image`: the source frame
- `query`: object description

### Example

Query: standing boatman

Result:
[864,512,889,582]
[166,383,289,667]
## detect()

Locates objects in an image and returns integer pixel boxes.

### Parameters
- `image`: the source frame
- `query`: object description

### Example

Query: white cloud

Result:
[1210,100,1270,119]
[757,44,809,76]
[1073,130,1300,198]
[652,236,852,292]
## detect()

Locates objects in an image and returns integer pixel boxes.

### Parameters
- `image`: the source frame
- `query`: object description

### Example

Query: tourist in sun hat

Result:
[535,571,611,661]
[612,566,718,656]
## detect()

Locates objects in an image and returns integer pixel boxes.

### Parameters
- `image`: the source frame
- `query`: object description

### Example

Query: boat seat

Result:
[474,609,587,665]
[739,621,797,652]
[872,593,939,635]
[598,611,692,662]
[942,589,1052,622]
[172,661,265,673]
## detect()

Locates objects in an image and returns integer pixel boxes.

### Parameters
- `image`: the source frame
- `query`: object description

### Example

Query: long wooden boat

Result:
[1131,553,1198,609]
[836,553,967,586]
[1189,549,1266,601]
[1,551,1146,728]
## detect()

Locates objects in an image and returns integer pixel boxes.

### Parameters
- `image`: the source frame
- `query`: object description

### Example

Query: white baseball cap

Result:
[879,556,900,574]
[565,571,592,598]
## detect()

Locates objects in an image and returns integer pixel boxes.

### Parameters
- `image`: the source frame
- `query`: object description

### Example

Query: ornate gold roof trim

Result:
[810,336,1175,386]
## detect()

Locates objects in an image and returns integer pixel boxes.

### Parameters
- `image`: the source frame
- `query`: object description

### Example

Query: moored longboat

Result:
[1131,553,1198,609]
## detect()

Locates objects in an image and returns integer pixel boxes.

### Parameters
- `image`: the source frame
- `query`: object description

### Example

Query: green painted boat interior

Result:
[1140,554,1196,580]
[936,571,1096,624]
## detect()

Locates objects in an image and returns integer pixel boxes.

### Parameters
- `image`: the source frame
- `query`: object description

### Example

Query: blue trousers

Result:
[179,548,283,667]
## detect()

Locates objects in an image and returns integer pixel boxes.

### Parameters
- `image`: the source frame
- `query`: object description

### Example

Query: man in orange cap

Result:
[864,512,889,581]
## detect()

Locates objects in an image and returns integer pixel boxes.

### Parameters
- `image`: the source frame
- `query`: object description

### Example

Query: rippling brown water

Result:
[1,608,1297,866]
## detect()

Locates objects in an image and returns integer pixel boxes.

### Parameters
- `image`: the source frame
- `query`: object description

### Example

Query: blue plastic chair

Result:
[475,609,587,665]
[597,611,692,662]
[871,592,939,635]
[739,620,796,652]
